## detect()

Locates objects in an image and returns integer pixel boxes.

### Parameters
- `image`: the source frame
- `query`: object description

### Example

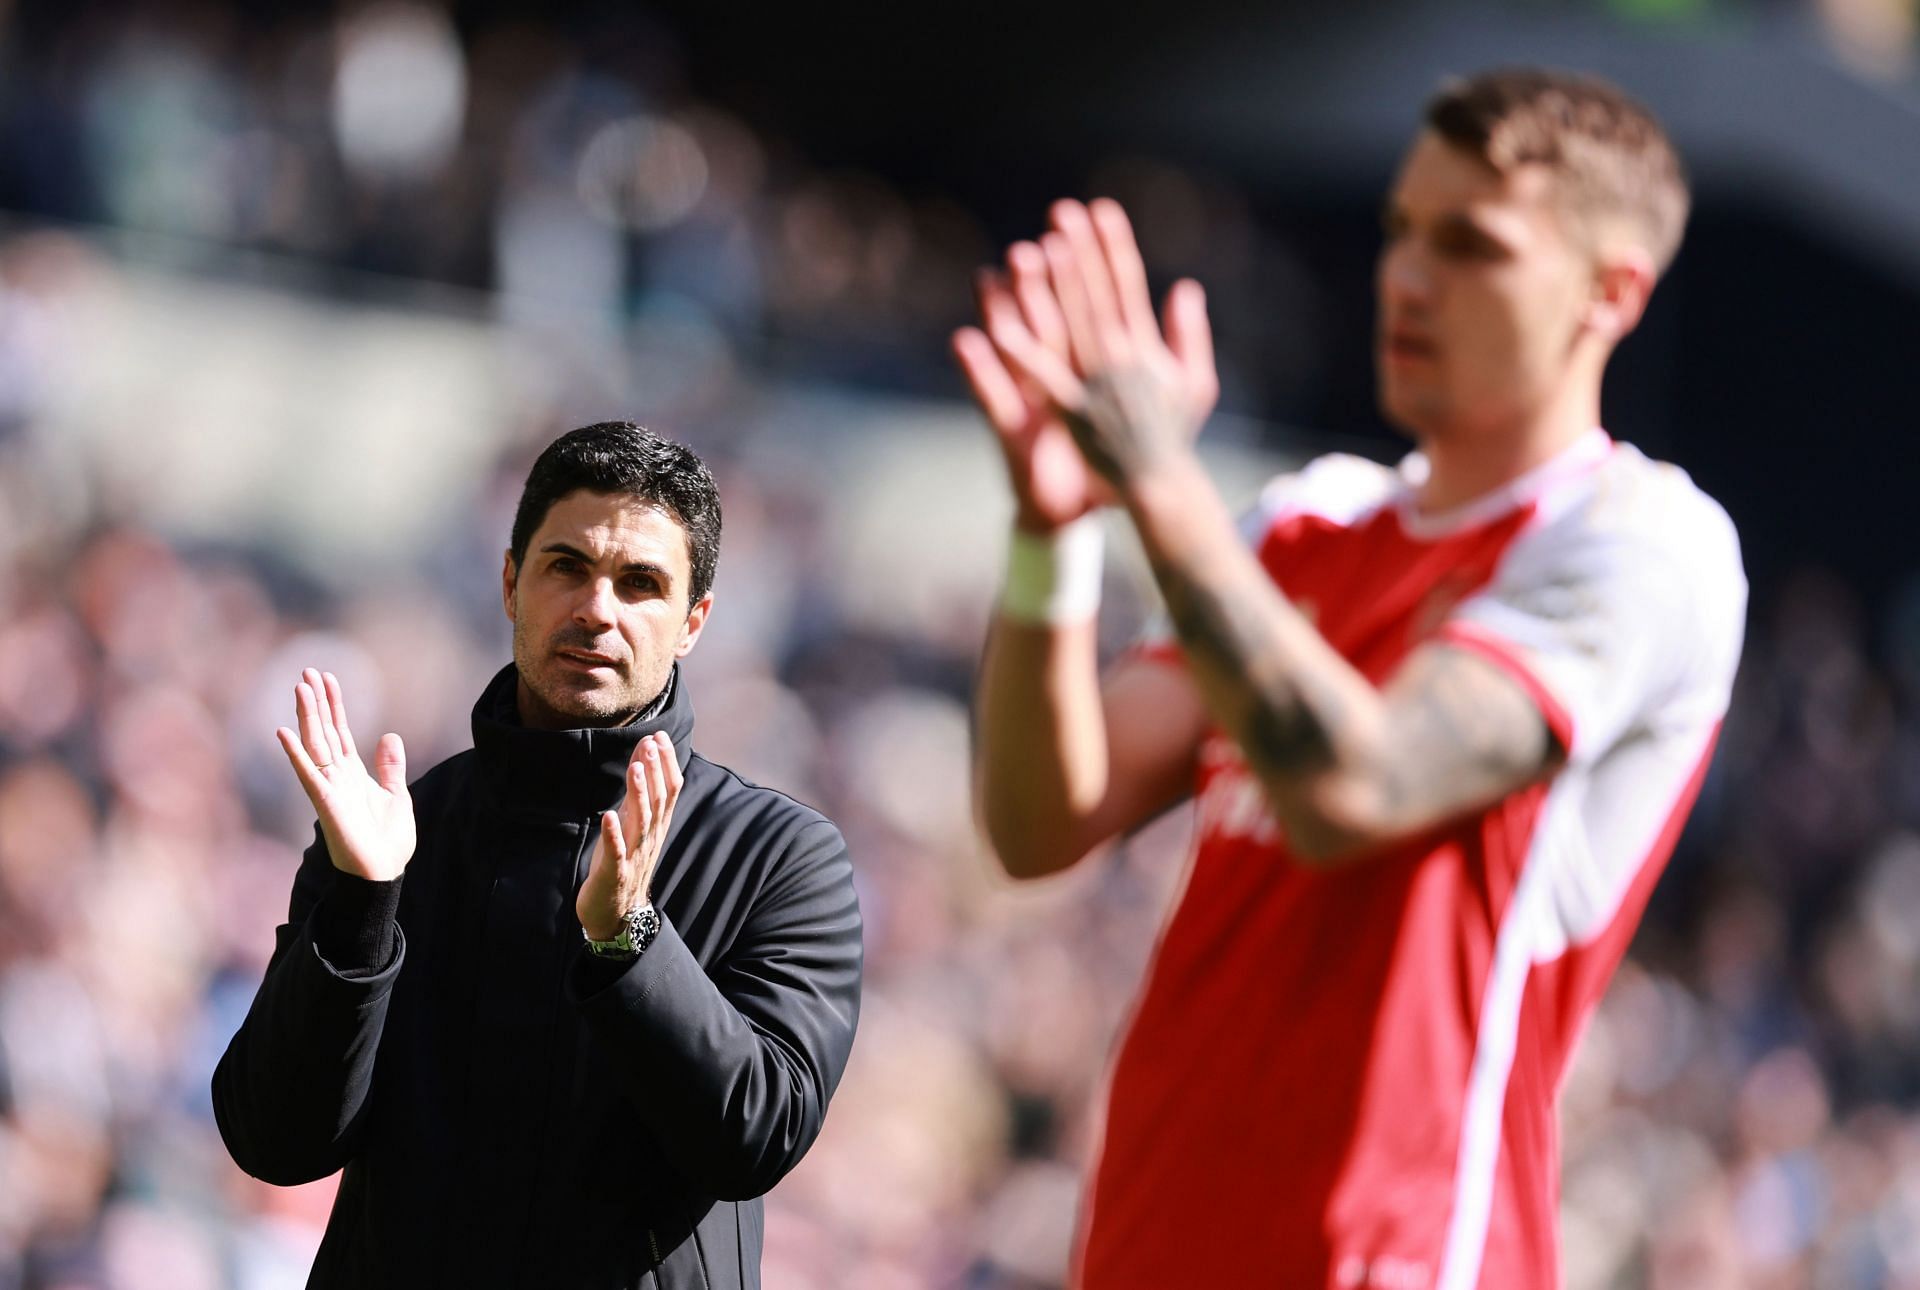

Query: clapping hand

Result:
[963,198,1219,490]
[953,237,1118,534]
[277,668,415,882]
[577,732,681,942]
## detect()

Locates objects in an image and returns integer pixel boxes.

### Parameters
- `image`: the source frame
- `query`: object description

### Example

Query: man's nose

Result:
[572,577,618,630]
[1378,243,1431,310]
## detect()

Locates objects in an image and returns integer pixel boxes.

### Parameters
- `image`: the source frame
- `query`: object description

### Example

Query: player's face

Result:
[503,489,710,730]
[1376,131,1595,439]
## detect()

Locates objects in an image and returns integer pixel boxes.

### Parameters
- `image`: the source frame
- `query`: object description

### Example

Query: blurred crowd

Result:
[2,4,1920,1290]
[1,1,972,391]
[0,1,1344,426]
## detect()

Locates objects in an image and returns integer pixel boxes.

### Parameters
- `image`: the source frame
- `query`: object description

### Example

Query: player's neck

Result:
[1414,383,1599,515]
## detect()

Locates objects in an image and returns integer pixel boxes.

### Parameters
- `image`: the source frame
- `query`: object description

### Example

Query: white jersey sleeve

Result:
[1439,449,1747,767]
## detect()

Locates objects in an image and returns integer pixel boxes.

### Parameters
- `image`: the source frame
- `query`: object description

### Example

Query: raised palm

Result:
[576,731,681,942]
[955,250,1110,532]
[953,206,1217,528]
[276,668,415,882]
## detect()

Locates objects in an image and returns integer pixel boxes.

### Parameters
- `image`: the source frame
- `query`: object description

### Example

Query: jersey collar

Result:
[1394,426,1613,540]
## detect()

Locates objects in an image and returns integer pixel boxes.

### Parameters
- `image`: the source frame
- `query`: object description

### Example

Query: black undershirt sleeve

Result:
[311,871,404,977]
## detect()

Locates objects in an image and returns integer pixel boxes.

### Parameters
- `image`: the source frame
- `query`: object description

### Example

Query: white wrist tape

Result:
[1000,515,1105,625]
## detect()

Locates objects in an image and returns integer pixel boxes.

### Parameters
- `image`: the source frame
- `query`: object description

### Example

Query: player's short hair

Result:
[1426,67,1690,275]
[510,421,723,610]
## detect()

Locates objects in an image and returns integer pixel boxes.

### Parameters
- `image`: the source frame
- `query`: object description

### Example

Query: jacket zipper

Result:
[648,1227,662,1270]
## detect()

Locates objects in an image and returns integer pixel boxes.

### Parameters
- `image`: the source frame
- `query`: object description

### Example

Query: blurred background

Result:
[2,1,1920,1287]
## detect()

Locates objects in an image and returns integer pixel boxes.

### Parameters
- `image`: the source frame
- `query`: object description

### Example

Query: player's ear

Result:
[676,592,713,658]
[1585,246,1655,342]
[502,550,519,624]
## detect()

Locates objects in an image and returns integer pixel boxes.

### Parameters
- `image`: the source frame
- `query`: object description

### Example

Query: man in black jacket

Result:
[214,422,863,1290]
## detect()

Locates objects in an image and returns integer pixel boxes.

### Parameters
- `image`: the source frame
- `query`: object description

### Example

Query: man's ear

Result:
[676,593,714,659]
[1585,246,1656,342]
[502,551,518,624]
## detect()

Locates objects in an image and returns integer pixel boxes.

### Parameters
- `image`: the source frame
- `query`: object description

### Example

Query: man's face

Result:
[1376,130,1596,440]
[503,489,710,730]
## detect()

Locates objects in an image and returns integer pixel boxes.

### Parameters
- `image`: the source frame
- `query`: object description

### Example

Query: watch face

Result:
[632,905,660,949]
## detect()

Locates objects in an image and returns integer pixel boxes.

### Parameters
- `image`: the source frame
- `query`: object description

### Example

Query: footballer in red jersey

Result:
[956,69,1743,1289]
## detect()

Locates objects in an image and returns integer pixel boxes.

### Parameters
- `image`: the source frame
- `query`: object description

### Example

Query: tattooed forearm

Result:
[1153,558,1339,776]
[1115,433,1557,862]
[1374,647,1557,824]
[1136,499,1559,863]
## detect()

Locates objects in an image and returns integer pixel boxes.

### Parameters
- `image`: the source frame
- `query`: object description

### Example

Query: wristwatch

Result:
[582,901,661,960]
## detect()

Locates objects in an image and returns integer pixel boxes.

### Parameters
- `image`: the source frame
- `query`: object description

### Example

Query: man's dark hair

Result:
[510,422,723,609]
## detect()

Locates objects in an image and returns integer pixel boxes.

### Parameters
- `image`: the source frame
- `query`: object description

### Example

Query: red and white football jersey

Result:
[1076,429,1746,1289]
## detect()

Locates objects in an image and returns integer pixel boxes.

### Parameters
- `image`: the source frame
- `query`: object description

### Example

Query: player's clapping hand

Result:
[953,238,1115,533]
[577,732,680,942]
[276,668,415,882]
[975,198,1219,488]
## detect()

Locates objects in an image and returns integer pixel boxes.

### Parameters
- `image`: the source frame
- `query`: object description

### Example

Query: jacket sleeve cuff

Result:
[567,913,699,1027]
[310,871,404,978]
[573,944,631,994]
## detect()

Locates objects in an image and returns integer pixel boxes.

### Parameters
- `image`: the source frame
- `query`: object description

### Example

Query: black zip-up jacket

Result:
[212,664,863,1289]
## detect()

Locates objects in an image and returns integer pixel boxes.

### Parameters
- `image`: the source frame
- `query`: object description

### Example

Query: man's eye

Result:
[1435,231,1503,261]
[626,576,657,592]
[552,557,579,573]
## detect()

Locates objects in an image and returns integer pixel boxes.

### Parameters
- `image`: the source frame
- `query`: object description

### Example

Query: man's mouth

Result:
[1381,328,1438,362]
[556,649,621,671]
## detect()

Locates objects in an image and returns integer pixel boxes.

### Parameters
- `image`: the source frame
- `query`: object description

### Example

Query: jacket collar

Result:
[470,663,696,818]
